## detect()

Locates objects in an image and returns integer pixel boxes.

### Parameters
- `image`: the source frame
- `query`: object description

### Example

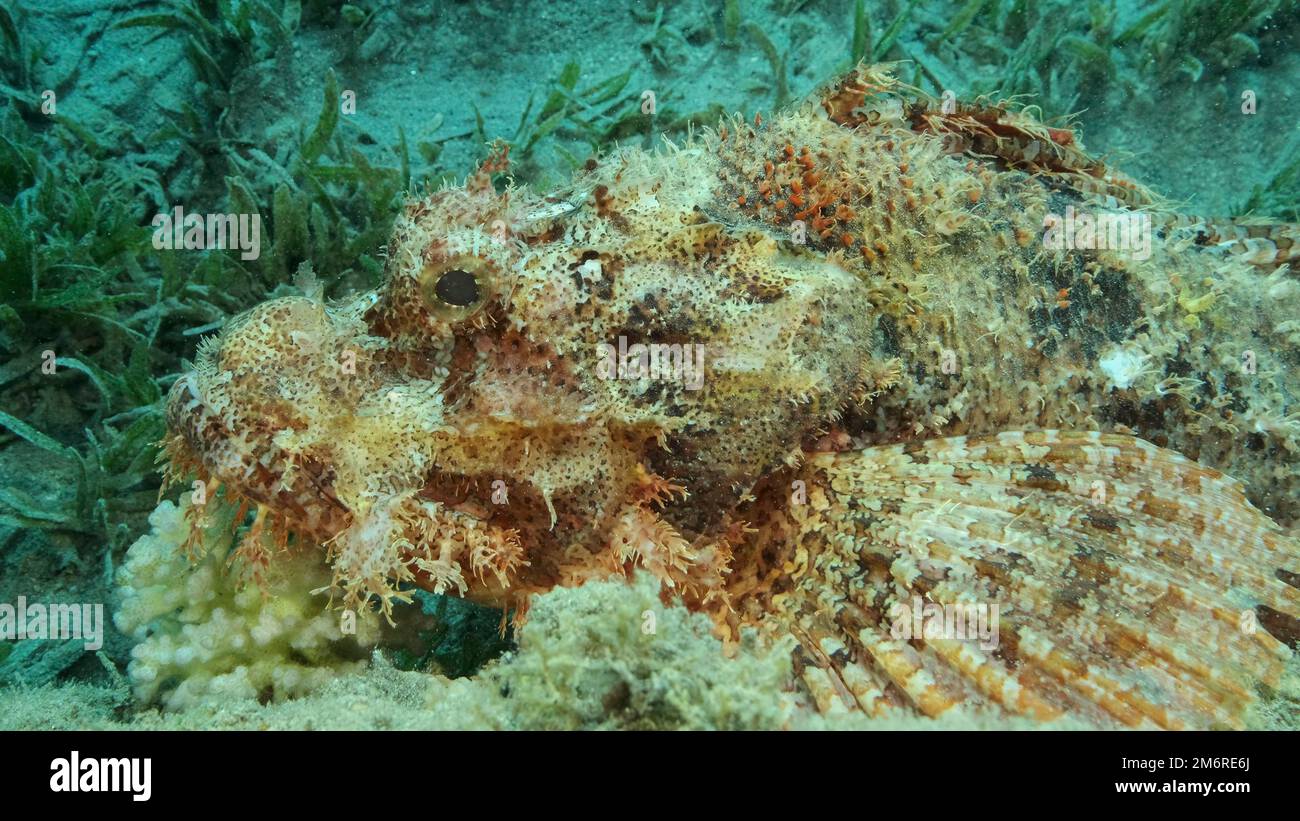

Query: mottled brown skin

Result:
[166,66,1299,726]
[716,66,1300,528]
[167,135,876,617]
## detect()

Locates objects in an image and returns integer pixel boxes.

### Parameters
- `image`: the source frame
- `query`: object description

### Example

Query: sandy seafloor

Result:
[1,0,1298,729]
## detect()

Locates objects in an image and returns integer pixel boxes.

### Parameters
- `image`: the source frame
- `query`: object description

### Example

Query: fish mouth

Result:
[164,372,214,458]
[163,371,352,532]
[164,369,256,491]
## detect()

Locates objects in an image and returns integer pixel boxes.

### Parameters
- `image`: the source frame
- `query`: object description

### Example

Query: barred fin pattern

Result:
[819,62,1160,208]
[1162,214,1300,272]
[728,431,1299,728]
[818,63,1298,274]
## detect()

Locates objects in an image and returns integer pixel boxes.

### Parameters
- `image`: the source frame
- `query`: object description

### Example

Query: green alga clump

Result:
[465,573,798,730]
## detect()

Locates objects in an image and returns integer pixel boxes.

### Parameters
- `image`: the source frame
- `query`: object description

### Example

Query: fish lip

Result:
[164,372,205,439]
[164,369,353,523]
[164,370,235,482]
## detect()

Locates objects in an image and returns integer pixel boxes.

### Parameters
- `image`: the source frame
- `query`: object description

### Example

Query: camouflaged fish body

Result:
[164,65,1299,728]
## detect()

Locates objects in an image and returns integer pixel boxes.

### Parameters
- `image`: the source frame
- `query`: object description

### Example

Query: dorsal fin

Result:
[1161,214,1299,273]
[815,62,1159,209]
[815,63,1298,274]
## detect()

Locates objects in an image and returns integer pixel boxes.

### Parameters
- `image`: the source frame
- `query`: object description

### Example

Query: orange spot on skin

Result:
[737,195,747,206]
[1047,127,1074,146]
[841,234,855,247]
[967,188,982,204]
[783,144,795,158]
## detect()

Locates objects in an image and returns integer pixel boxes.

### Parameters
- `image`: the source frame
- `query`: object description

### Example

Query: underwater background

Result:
[0,0,1297,729]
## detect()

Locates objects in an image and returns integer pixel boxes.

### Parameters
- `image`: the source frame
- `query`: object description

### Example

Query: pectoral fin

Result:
[737,430,1299,728]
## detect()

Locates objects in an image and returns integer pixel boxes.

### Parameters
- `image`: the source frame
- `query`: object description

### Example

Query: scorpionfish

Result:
[164,65,1300,729]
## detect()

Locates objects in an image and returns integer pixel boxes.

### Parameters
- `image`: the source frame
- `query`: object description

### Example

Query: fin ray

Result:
[735,430,1298,728]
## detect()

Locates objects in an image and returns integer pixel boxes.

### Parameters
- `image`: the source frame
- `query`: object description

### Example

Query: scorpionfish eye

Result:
[433,268,479,307]
[416,254,497,322]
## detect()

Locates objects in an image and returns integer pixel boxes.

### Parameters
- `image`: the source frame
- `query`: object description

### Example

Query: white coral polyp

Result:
[114,499,380,710]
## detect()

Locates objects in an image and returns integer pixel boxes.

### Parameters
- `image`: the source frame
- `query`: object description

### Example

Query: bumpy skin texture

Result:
[166,137,875,618]
[165,66,1300,728]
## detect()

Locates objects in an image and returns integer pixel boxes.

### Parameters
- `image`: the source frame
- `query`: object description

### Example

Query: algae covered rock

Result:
[467,573,798,730]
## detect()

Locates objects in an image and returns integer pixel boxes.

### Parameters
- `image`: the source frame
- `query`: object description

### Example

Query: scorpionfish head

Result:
[166,156,876,604]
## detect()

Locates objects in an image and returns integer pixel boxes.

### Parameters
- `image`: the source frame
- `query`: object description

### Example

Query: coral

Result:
[9,569,800,730]
[108,496,796,728]
[113,498,380,710]
[2,0,1295,733]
